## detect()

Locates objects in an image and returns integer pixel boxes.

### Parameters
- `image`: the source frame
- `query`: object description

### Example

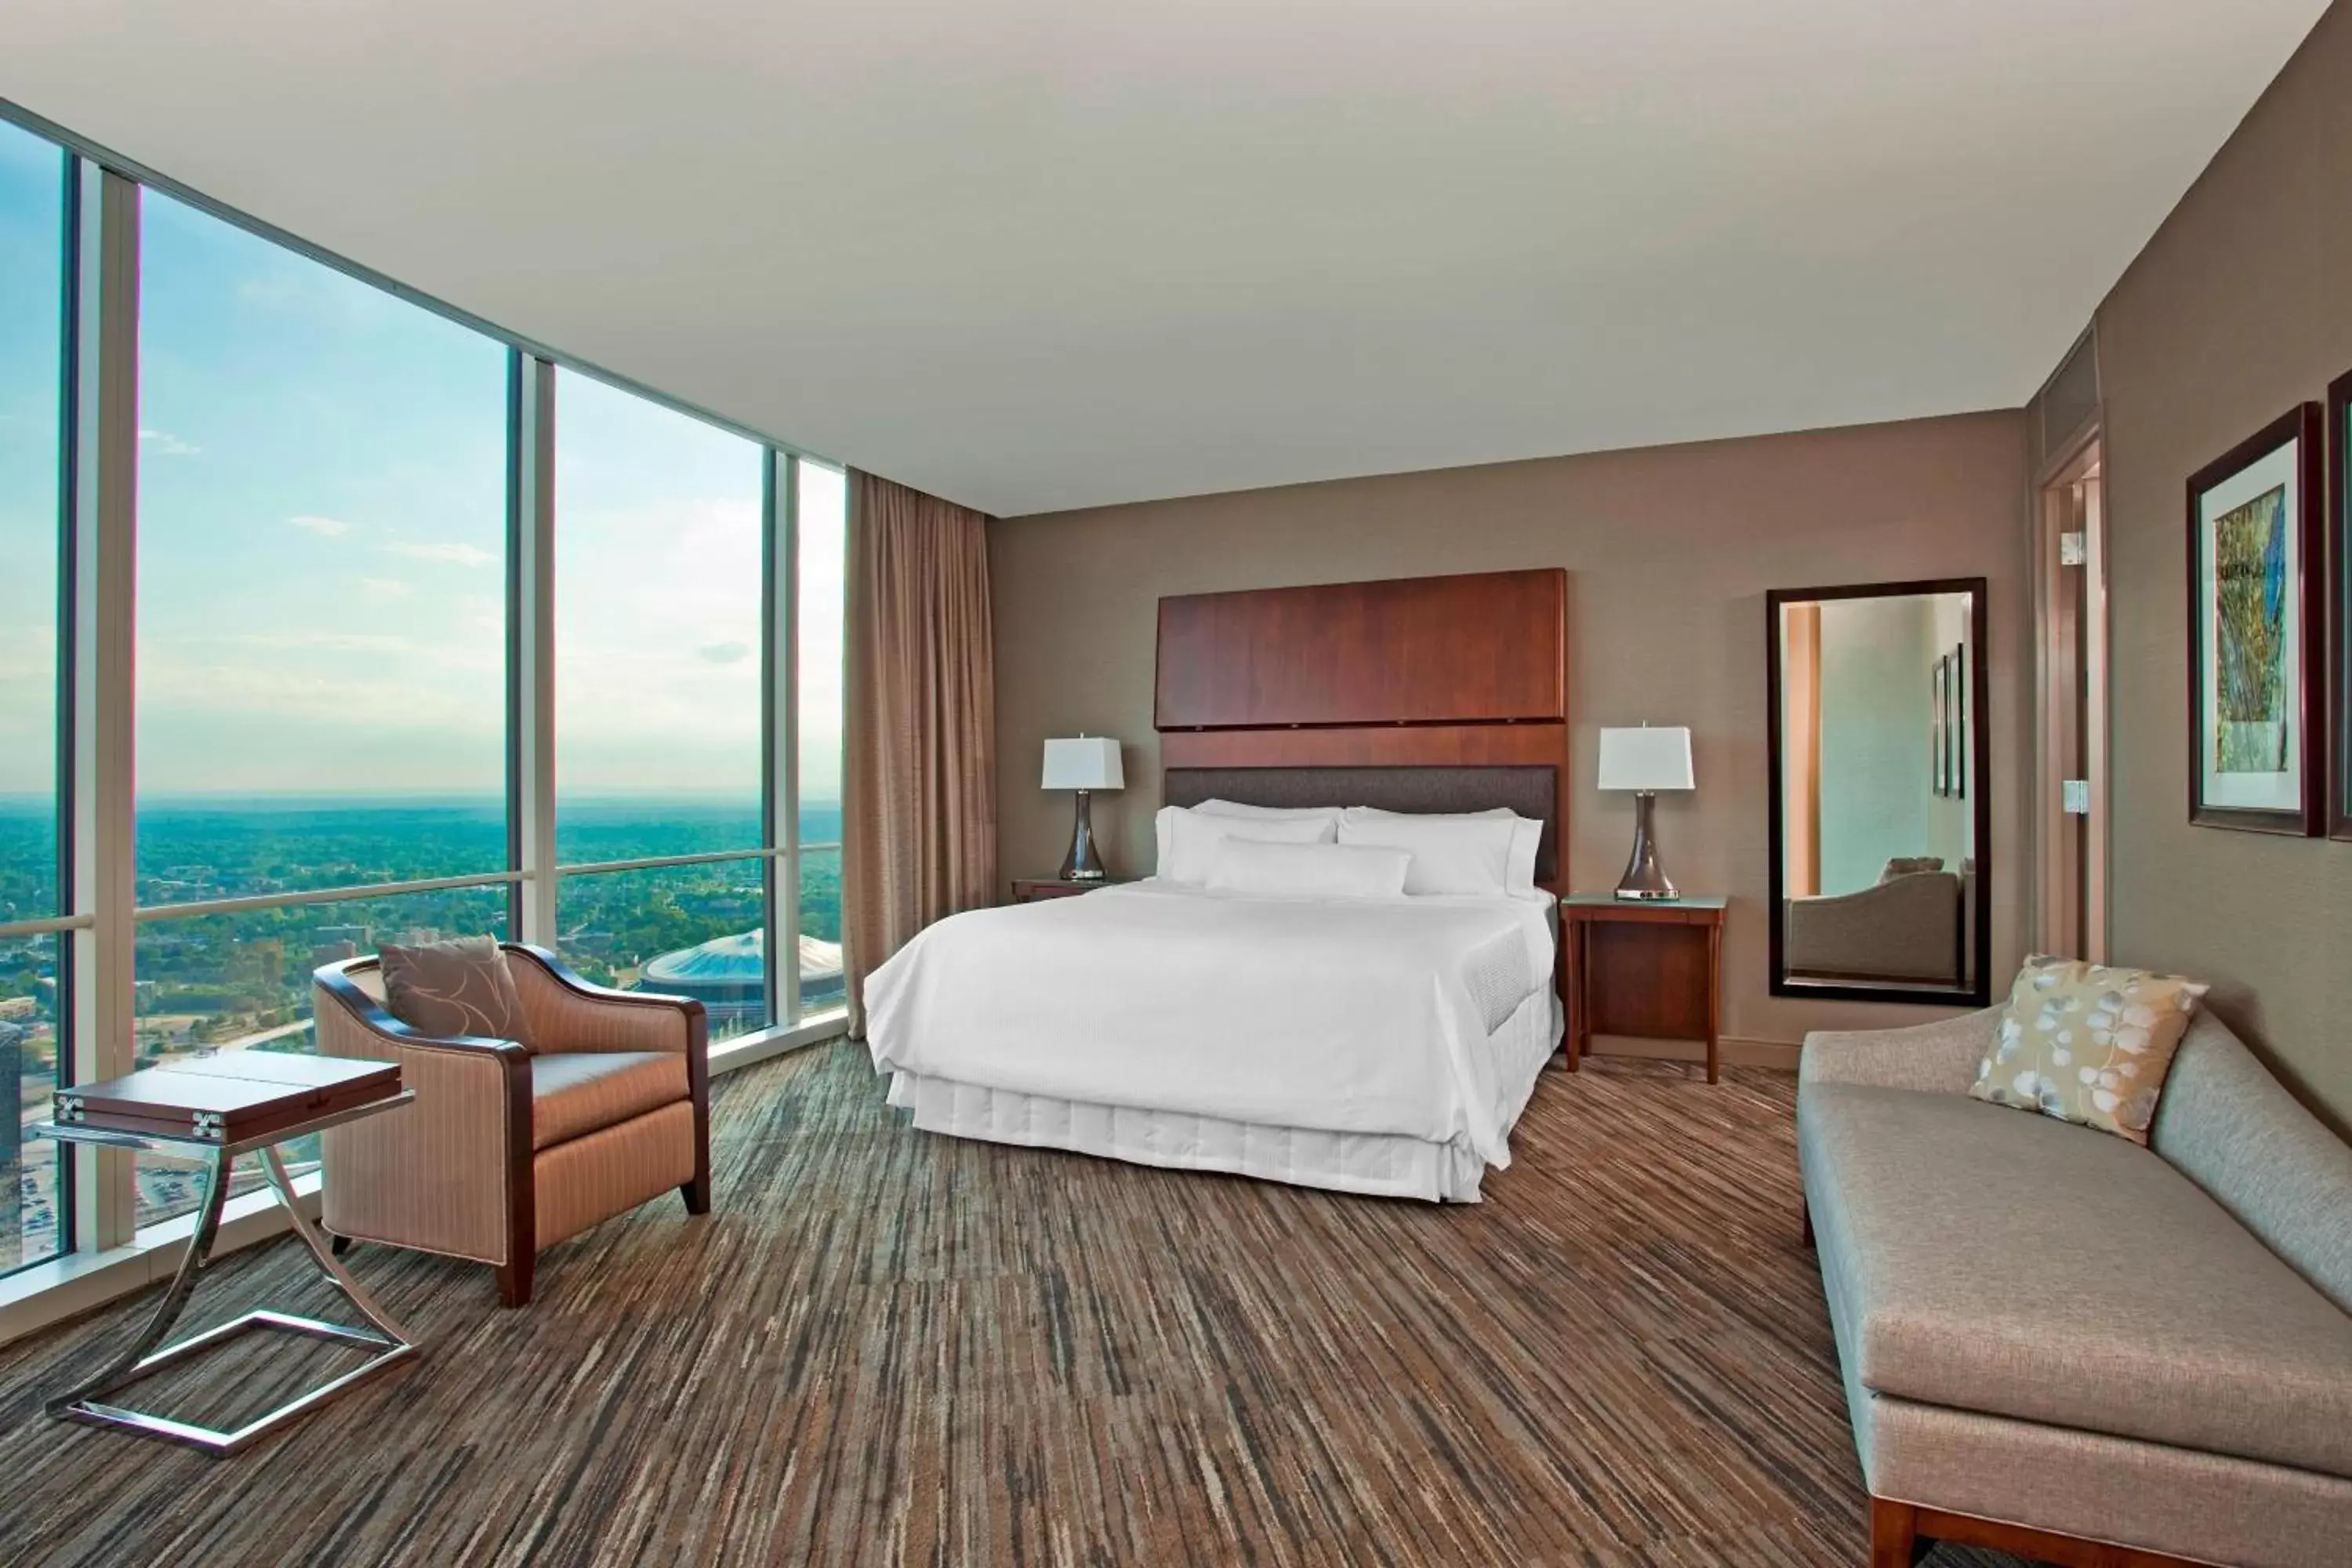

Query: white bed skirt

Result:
[885,987,1563,1203]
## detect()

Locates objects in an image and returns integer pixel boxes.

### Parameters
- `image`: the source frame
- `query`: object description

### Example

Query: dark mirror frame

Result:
[2330,368,2351,843]
[1765,577,1994,1007]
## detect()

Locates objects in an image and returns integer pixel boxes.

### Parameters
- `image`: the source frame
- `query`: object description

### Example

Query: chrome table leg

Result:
[45,1146,234,1420]
[48,1145,420,1455]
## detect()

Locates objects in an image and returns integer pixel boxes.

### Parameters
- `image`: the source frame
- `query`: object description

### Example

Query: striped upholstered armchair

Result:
[312,944,710,1307]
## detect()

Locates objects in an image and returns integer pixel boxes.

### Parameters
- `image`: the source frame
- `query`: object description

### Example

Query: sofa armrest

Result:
[1785,874,1962,984]
[314,968,532,1263]
[1798,1006,2001,1096]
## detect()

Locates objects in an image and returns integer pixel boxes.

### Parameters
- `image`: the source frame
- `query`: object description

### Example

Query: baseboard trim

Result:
[1584,1035,1802,1072]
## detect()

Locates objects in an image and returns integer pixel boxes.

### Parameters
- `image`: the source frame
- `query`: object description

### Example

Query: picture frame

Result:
[1931,654,1950,797]
[2332,369,2351,842]
[1951,641,1969,800]
[2185,404,2325,835]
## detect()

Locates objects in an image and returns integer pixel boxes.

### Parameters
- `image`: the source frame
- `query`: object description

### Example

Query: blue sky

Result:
[0,121,61,803]
[0,117,844,806]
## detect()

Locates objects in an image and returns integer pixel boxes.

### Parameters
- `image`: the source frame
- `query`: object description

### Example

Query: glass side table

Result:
[32,1088,419,1455]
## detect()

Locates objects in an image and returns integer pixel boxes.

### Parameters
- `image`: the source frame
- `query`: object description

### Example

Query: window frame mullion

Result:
[67,165,140,1254]
[764,452,804,1027]
[508,354,558,948]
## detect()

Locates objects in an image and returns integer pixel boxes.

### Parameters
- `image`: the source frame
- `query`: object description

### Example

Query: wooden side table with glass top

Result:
[33,1051,419,1454]
[1559,895,1729,1082]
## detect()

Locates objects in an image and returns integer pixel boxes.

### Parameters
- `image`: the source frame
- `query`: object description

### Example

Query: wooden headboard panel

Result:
[1155,568,1566,729]
[1155,568,1571,890]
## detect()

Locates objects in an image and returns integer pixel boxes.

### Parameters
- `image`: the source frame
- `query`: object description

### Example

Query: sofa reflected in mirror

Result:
[1784,855,1972,988]
[1767,579,1991,1006]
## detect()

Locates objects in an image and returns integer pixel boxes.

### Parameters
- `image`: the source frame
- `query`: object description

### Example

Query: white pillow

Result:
[1341,806,1541,895]
[1192,798,1349,825]
[1166,800,1347,869]
[1345,808,1524,893]
[1156,806,1336,884]
[1206,840,1411,899]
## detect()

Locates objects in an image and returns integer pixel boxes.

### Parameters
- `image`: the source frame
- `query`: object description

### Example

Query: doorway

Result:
[2034,434,2108,961]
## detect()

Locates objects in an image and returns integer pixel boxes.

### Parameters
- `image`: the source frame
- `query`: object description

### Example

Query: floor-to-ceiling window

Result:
[794,461,847,1010]
[552,368,771,1042]
[0,104,849,1298]
[0,122,68,1275]
[132,190,513,1227]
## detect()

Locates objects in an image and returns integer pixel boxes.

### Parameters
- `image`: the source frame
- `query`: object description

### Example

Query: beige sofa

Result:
[1784,869,1963,985]
[1798,1007,2352,1566]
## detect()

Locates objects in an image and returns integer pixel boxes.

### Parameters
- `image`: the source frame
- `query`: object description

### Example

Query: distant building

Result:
[0,1019,20,1269]
[637,929,844,1029]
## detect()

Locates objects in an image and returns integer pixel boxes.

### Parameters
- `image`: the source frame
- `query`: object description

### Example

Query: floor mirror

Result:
[1766,579,1991,1006]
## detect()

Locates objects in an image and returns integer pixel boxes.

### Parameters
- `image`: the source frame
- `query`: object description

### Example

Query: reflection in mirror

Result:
[1769,579,1990,1005]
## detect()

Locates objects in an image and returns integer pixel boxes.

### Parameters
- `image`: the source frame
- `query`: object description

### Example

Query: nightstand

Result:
[1009,877,1137,904]
[1559,895,1728,1082]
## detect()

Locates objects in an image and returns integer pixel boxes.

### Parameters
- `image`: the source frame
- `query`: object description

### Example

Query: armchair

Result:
[312,943,710,1307]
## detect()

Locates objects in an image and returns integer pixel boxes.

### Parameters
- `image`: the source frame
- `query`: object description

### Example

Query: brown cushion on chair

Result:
[379,936,537,1051]
[530,1051,688,1150]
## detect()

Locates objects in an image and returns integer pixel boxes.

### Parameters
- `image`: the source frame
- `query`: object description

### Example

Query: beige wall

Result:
[2058,1,2352,1126]
[991,411,2028,1050]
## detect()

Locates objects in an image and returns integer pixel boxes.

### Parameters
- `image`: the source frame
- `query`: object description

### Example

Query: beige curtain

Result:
[842,471,997,1033]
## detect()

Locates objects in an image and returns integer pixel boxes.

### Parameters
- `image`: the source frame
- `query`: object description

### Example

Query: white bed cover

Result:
[863,880,1555,1169]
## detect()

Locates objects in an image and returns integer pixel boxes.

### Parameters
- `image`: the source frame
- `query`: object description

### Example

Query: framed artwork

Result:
[2185,405,2325,834]
[1931,654,1950,796]
[1950,641,1969,800]
[2332,369,2351,841]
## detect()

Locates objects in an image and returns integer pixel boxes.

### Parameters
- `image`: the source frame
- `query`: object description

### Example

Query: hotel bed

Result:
[866,873,1561,1201]
[867,569,1574,1201]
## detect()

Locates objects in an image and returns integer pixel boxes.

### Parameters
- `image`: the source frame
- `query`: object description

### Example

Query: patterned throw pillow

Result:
[1969,956,2207,1144]
[379,935,537,1051]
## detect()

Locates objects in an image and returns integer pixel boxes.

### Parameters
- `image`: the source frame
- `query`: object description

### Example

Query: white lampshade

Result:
[1597,726,1694,792]
[1042,735,1124,792]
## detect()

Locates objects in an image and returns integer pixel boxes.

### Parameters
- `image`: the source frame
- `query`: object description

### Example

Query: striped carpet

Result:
[0,1044,2021,1567]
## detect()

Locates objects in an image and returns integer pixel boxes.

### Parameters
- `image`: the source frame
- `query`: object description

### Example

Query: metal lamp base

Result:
[1058,789,1107,881]
[1613,791,1679,901]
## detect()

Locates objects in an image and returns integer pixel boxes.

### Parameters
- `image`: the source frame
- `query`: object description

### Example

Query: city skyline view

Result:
[0,129,848,806]
[1,117,851,1275]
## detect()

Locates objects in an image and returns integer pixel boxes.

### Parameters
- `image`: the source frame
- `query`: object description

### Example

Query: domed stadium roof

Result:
[641,929,842,987]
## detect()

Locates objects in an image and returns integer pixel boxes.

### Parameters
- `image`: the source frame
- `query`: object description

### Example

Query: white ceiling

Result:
[0,2,2329,517]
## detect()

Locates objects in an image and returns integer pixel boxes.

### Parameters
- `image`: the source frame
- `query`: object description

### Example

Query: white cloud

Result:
[289,514,352,536]
[137,428,200,457]
[382,541,495,568]
[697,640,751,665]
[226,630,414,652]
[358,576,412,601]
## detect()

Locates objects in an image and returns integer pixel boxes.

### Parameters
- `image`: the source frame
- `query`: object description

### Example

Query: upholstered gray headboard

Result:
[1162,764,1559,884]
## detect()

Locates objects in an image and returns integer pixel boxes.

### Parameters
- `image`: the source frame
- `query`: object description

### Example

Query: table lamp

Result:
[1597,724,1693,900]
[1043,735,1124,881]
